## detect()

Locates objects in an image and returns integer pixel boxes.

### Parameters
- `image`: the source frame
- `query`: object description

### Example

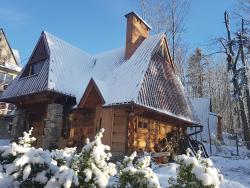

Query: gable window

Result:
[21,60,45,78]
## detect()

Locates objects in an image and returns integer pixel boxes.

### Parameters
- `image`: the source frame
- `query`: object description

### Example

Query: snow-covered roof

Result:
[189,98,220,140]
[125,12,152,30]
[12,49,21,65]
[1,31,199,124]
[0,60,21,72]
[190,98,211,126]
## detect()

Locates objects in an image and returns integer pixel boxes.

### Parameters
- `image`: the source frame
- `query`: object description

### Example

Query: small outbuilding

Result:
[189,98,223,142]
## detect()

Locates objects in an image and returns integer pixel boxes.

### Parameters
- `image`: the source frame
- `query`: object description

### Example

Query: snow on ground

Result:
[151,149,250,188]
[1,139,249,188]
[153,163,178,188]
[0,139,10,146]
[212,156,250,188]
[151,141,250,188]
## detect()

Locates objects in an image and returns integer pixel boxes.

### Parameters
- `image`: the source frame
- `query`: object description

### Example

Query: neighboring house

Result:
[0,12,200,154]
[189,98,223,142]
[0,29,21,139]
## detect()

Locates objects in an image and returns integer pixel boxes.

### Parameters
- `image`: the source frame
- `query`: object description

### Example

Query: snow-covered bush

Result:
[71,128,117,188]
[117,152,160,188]
[169,149,223,188]
[0,128,78,188]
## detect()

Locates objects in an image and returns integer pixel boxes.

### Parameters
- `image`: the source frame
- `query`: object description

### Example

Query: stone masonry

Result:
[42,103,63,149]
[11,108,27,141]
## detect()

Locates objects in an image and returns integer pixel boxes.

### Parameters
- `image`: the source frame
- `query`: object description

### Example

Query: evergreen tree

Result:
[187,48,206,98]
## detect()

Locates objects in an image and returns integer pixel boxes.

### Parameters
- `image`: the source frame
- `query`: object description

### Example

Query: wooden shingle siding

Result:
[29,35,49,64]
[137,53,199,123]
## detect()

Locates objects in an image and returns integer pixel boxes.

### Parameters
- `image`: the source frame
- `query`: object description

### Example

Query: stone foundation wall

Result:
[42,103,63,149]
[11,109,27,141]
[0,116,12,139]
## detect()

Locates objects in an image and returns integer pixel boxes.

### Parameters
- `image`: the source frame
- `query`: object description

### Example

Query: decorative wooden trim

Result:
[78,78,105,108]
[28,32,50,65]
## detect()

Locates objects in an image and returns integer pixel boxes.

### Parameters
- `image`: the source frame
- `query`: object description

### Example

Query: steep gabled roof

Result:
[137,53,200,124]
[45,32,96,98]
[0,31,199,125]
[97,33,163,104]
[0,29,21,72]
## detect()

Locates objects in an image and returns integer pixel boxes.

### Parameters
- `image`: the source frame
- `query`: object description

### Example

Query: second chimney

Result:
[125,12,151,60]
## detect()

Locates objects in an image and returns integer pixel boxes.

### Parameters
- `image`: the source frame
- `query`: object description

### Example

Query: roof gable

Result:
[44,32,96,99]
[0,29,21,71]
[137,52,200,124]
[29,32,49,64]
[102,33,164,104]
[78,78,105,108]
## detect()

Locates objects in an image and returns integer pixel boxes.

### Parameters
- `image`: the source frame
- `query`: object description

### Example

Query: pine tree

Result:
[187,48,206,98]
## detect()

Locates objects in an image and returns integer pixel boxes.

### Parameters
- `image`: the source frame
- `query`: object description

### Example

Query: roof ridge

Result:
[94,47,124,57]
[43,31,95,60]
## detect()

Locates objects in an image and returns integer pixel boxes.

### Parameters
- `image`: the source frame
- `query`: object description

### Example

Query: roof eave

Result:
[104,101,202,127]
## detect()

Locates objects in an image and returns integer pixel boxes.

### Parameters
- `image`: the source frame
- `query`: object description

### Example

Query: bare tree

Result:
[236,0,250,23]
[140,0,190,83]
[219,12,250,149]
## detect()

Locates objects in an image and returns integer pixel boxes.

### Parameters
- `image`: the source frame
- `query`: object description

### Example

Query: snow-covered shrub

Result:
[18,128,36,147]
[169,149,223,188]
[0,128,78,188]
[117,152,160,188]
[71,128,117,188]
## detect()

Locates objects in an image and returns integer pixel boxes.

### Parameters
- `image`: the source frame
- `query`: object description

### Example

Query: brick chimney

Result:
[125,12,151,60]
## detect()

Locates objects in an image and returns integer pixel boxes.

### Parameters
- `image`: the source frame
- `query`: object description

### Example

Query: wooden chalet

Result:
[0,12,201,154]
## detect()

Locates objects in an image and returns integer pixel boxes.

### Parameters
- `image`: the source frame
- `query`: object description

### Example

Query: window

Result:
[21,60,45,78]
[138,120,148,129]
[5,74,13,84]
[0,72,13,85]
[0,72,5,82]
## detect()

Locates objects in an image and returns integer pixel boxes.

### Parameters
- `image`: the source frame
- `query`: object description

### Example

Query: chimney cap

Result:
[125,12,152,30]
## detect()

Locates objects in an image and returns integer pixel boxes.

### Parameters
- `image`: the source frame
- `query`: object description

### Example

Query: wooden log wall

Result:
[69,106,128,154]
[128,115,181,153]
[68,110,95,148]
[67,105,186,154]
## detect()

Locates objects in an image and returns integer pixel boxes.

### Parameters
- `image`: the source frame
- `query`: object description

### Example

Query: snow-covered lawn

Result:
[212,156,250,188]
[152,154,250,188]
[153,163,178,187]
[156,143,250,188]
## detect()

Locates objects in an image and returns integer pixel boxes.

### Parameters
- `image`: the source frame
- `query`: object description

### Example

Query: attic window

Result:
[21,60,45,78]
[157,45,167,59]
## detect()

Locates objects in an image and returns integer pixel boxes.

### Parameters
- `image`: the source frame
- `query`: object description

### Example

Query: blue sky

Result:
[0,0,235,66]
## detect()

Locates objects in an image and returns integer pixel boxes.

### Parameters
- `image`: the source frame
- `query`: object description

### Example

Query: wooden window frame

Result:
[20,60,46,78]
